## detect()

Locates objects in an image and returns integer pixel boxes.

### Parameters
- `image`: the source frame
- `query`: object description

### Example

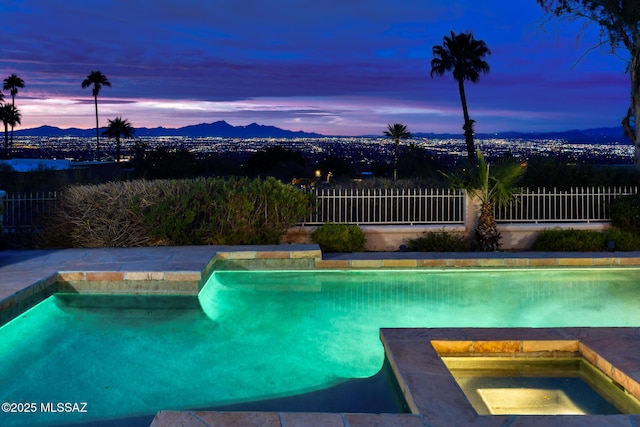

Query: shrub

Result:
[142,177,313,245]
[310,223,366,252]
[602,227,640,251]
[38,180,159,248]
[530,228,606,251]
[38,177,313,248]
[609,194,640,234]
[405,230,469,252]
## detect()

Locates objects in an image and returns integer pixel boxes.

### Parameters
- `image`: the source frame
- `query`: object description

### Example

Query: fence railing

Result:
[301,187,466,225]
[494,186,638,223]
[2,192,57,232]
[1,186,638,232]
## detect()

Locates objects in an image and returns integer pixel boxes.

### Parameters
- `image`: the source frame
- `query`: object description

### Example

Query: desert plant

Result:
[431,31,491,162]
[102,116,134,162]
[383,123,411,181]
[443,150,525,251]
[310,223,366,252]
[405,229,469,252]
[81,70,111,160]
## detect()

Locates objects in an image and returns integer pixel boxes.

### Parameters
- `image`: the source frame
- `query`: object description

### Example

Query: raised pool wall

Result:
[285,223,610,251]
[6,246,640,329]
[286,192,612,251]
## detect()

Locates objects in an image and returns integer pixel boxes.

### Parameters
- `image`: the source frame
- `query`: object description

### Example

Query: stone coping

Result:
[5,246,639,324]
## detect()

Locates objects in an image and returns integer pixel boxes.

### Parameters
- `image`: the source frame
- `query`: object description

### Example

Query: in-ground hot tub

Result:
[382,328,640,426]
[442,356,640,415]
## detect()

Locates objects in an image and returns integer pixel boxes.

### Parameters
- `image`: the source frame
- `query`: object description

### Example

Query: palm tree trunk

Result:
[3,123,9,159]
[457,78,475,163]
[94,95,100,161]
[9,97,15,148]
[393,138,399,181]
[116,135,121,162]
[475,200,501,251]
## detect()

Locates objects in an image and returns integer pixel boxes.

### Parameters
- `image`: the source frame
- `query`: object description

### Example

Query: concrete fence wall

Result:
[284,194,611,251]
[284,223,611,251]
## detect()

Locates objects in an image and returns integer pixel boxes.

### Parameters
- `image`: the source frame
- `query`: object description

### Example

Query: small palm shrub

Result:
[310,223,366,252]
[406,230,469,252]
[38,177,312,248]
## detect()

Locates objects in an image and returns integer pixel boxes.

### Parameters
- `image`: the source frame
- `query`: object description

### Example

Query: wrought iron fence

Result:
[300,187,466,225]
[494,186,638,223]
[1,186,637,232]
[2,192,58,232]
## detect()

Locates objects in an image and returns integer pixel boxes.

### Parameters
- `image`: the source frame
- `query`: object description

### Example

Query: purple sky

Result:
[0,0,630,136]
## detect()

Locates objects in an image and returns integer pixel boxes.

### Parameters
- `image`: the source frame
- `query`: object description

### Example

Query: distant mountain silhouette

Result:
[15,120,323,138]
[413,126,628,144]
[14,121,629,143]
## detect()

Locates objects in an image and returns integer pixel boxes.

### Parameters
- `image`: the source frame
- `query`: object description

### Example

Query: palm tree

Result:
[0,104,21,159]
[3,74,25,147]
[431,31,491,163]
[101,117,135,161]
[81,71,111,160]
[383,123,412,181]
[443,150,525,251]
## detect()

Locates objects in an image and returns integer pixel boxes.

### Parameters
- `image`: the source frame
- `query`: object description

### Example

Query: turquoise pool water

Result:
[1,268,640,426]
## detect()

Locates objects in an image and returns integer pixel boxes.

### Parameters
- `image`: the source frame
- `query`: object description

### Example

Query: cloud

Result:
[0,0,630,135]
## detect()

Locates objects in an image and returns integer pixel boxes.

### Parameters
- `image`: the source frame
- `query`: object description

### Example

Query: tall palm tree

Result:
[81,71,111,160]
[383,123,412,181]
[3,73,25,148]
[0,104,21,159]
[101,117,135,161]
[443,150,525,251]
[431,31,491,163]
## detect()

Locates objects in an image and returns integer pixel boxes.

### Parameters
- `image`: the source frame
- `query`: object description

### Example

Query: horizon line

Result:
[14,120,626,138]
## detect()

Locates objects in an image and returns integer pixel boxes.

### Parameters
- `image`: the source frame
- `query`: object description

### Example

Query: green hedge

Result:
[531,227,640,251]
[38,177,313,248]
[609,194,640,234]
[405,229,469,252]
[310,223,366,252]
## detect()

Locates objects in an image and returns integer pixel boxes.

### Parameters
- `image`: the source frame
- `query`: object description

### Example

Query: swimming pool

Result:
[1,267,640,426]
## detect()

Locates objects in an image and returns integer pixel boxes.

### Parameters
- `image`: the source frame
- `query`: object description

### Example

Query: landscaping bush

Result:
[38,180,159,248]
[609,194,640,234]
[531,227,640,252]
[38,177,313,248]
[310,223,366,252]
[405,229,469,252]
[602,227,640,251]
[530,228,606,251]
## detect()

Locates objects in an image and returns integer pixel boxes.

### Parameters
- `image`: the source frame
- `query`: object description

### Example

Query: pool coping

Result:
[2,245,640,426]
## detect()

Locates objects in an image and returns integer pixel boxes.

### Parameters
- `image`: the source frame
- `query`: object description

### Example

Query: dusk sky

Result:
[0,0,630,136]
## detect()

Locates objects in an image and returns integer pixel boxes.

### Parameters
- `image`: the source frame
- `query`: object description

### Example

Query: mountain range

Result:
[13,120,630,143]
[14,121,323,139]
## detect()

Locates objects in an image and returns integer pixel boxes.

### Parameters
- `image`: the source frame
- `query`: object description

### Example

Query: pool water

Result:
[2,268,640,426]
